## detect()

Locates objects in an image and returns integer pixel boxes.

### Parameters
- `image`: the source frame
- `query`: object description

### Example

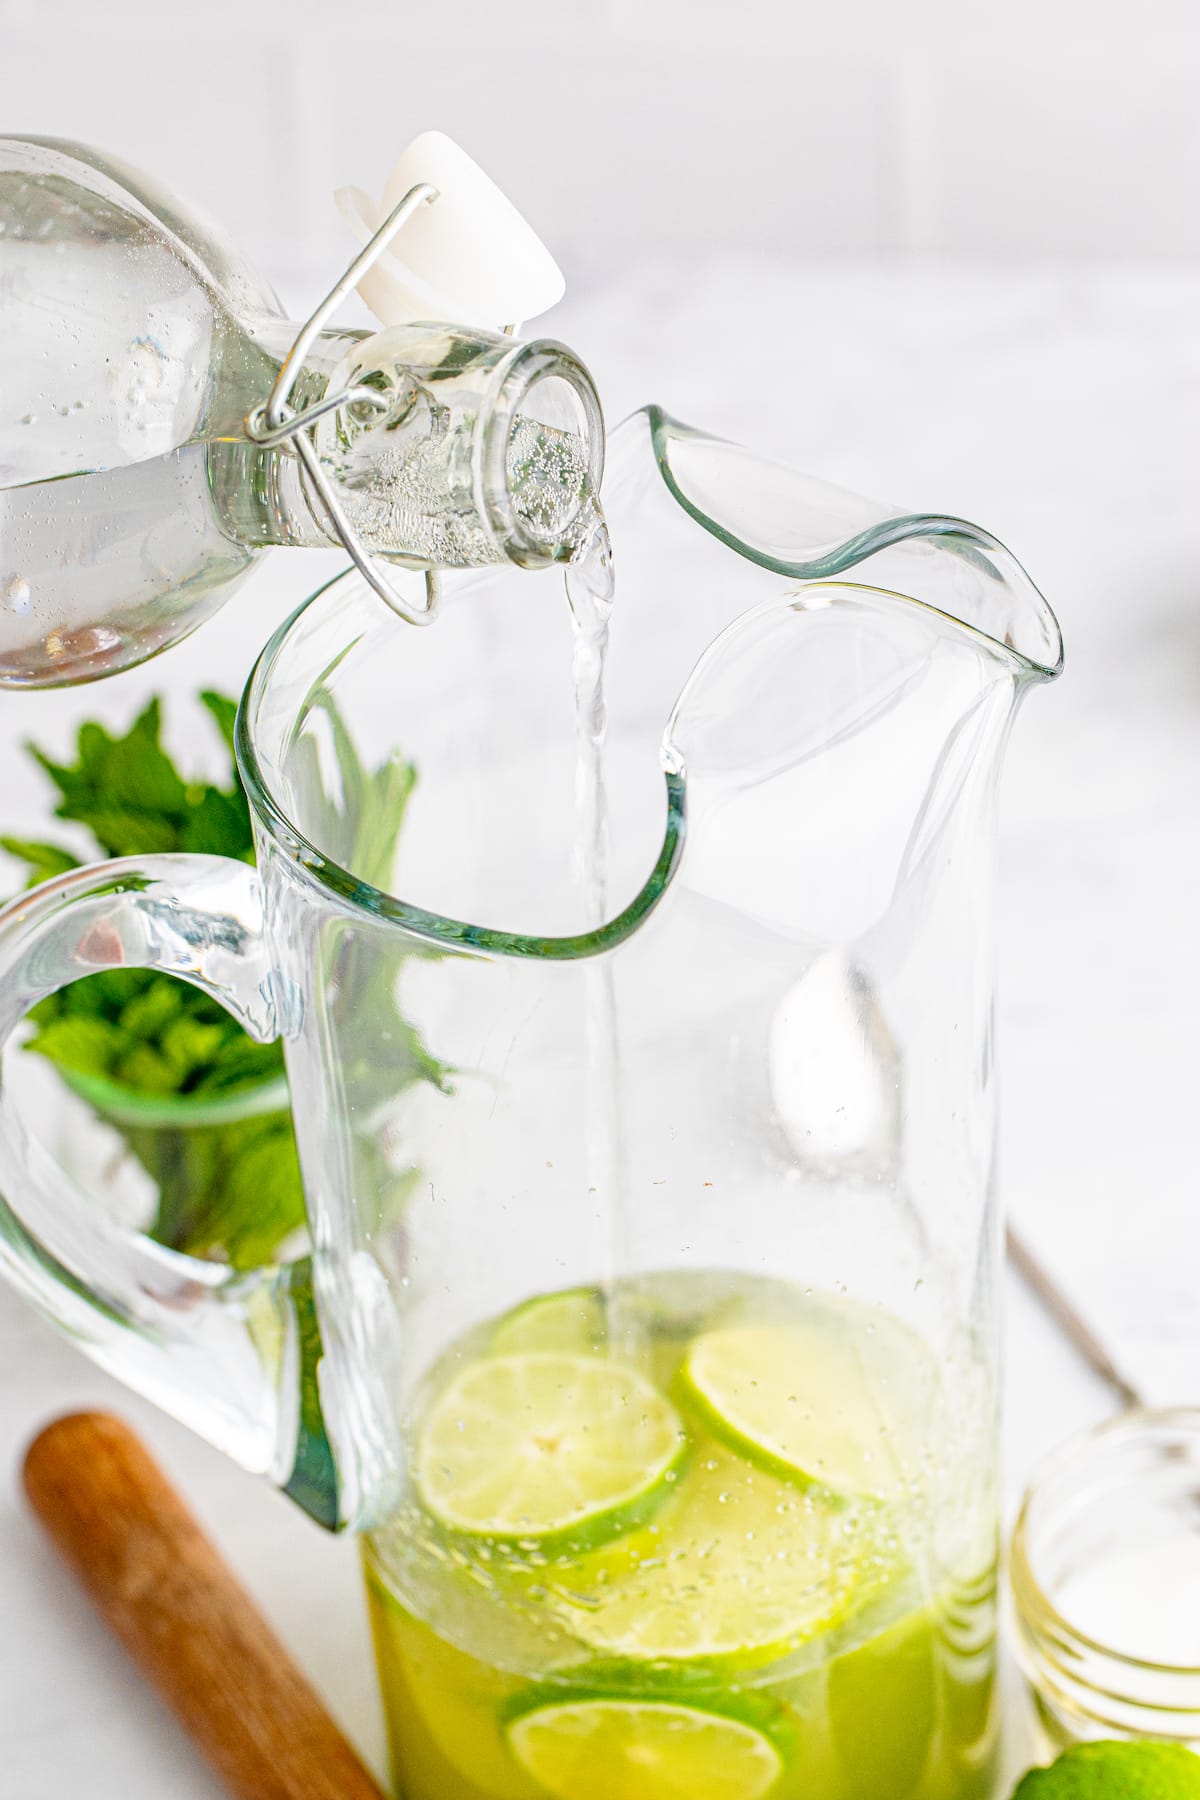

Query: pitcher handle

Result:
[0,854,340,1529]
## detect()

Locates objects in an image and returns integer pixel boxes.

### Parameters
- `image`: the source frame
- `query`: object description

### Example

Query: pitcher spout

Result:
[634,404,1064,685]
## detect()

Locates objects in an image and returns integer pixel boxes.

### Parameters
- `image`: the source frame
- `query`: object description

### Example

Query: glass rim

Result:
[1011,1405,1200,1681]
[483,339,606,565]
[236,540,1059,960]
[235,566,686,961]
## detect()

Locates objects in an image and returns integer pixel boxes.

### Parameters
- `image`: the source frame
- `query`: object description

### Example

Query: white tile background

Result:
[1,0,1197,272]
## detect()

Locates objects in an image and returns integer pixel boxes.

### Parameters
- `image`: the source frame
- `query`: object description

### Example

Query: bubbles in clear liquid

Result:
[506,415,592,546]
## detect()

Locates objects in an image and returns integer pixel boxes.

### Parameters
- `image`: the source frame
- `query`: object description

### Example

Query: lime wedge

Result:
[553,1447,861,1667]
[506,1696,784,1800]
[490,1287,607,1356]
[679,1313,936,1497]
[415,1352,685,1545]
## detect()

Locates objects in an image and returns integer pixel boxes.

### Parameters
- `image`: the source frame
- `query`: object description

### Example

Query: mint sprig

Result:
[5,692,449,1272]
[25,692,253,861]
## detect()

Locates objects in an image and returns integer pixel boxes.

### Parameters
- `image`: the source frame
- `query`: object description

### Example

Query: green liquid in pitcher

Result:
[366,1271,998,1799]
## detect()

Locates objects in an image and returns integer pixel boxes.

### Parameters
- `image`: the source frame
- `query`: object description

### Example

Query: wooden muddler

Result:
[23,1412,388,1800]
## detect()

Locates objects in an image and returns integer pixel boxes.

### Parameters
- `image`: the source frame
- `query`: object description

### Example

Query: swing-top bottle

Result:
[0,133,603,685]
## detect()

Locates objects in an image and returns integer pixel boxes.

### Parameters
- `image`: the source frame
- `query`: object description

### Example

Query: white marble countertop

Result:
[2,255,1197,1796]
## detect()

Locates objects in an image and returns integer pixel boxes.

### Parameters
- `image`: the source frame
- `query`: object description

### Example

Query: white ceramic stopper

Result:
[335,131,565,330]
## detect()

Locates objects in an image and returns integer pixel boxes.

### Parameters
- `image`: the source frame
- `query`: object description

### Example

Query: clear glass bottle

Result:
[0,136,603,685]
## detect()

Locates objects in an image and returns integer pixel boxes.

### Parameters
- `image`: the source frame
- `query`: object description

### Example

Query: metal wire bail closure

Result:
[244,182,443,627]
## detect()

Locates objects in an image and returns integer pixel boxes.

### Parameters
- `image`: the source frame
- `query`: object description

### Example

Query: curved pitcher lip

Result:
[237,578,687,961]
[644,405,1065,684]
[238,415,1061,960]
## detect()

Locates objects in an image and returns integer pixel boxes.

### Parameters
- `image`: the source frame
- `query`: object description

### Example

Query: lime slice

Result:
[490,1287,607,1356]
[506,1696,784,1800]
[553,1447,862,1666]
[415,1352,685,1544]
[679,1313,936,1497]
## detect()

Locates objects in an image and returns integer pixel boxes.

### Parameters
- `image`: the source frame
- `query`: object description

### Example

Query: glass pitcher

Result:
[0,408,1061,1800]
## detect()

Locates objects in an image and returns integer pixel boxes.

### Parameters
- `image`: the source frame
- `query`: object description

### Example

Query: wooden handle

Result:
[23,1412,388,1800]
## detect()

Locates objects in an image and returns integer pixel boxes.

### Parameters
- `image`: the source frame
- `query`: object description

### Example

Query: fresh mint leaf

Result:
[12,686,448,1276]
[177,784,253,859]
[119,1039,188,1095]
[385,1013,455,1097]
[23,1014,129,1079]
[60,807,182,859]
[31,702,184,846]
[16,691,285,1176]
[353,754,418,892]
[126,1106,305,1273]
[28,694,253,862]
[27,970,287,1099]
[117,979,189,1041]
[215,1122,307,1268]
[199,690,239,755]
[186,1033,284,1096]
[0,837,82,886]
[159,1014,229,1079]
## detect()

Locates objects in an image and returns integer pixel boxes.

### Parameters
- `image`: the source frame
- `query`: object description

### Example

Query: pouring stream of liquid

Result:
[564,504,627,1308]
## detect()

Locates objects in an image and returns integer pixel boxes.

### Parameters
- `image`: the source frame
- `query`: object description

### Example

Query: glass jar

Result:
[1011,1409,1200,1753]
